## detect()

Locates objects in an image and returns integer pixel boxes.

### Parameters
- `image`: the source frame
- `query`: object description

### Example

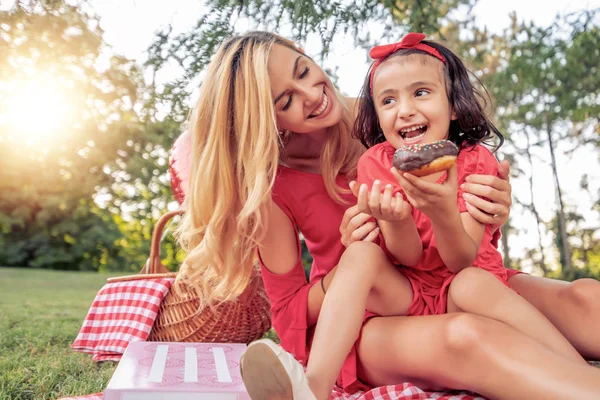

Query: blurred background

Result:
[1,0,599,281]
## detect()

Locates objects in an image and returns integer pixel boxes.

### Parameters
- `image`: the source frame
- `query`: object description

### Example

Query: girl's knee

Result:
[340,241,387,270]
[559,278,600,311]
[453,267,489,284]
[448,267,489,305]
[334,242,389,288]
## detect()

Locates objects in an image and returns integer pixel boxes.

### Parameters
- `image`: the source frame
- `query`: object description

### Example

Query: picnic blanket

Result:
[67,278,485,400]
[71,278,174,362]
[58,384,484,400]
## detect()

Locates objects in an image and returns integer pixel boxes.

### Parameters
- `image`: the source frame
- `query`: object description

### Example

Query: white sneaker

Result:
[240,338,317,400]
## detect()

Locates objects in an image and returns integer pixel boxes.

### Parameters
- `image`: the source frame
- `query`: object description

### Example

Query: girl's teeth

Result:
[401,125,425,133]
[403,132,425,143]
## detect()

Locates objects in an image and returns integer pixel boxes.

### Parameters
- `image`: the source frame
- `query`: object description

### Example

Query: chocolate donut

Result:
[393,140,459,177]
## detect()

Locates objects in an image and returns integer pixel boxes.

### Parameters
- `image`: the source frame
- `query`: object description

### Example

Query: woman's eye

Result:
[282,95,293,111]
[299,67,309,79]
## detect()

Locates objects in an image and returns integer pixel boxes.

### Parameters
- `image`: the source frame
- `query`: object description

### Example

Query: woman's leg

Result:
[305,241,414,400]
[447,267,585,364]
[508,274,600,359]
[357,313,600,400]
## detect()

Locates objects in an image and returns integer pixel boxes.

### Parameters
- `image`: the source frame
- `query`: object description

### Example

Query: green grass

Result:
[0,268,118,399]
[2,267,597,400]
[0,267,279,400]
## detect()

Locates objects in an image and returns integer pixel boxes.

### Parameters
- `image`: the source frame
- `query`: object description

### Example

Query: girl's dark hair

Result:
[353,40,504,151]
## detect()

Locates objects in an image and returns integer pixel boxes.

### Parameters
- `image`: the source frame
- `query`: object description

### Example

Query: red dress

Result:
[259,167,375,393]
[356,142,509,316]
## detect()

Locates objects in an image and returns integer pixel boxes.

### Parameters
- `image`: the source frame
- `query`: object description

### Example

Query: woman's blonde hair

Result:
[178,31,363,307]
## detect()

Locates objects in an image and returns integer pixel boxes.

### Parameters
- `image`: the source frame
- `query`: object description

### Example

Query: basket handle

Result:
[144,209,185,275]
[107,209,184,283]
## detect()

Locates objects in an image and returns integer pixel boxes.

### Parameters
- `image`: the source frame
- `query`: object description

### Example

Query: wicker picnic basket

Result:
[107,210,272,344]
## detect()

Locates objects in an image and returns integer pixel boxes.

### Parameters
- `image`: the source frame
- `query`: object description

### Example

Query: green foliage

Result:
[485,10,600,275]
[145,0,477,119]
[1,0,599,279]
[0,1,143,271]
[0,1,182,272]
[301,238,313,279]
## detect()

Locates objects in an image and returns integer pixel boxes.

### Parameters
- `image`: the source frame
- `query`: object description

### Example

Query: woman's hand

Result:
[339,181,380,247]
[461,160,512,228]
[355,180,412,222]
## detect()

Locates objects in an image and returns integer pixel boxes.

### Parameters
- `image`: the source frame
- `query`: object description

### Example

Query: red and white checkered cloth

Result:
[332,384,484,399]
[65,277,484,400]
[59,384,483,400]
[71,278,174,362]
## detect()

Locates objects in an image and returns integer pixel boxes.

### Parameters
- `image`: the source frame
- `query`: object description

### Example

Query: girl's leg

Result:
[357,313,600,400]
[508,273,600,359]
[447,267,585,364]
[305,241,414,399]
[241,241,414,400]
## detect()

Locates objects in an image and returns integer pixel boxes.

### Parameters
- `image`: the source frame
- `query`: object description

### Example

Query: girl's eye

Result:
[415,89,429,97]
[282,95,293,111]
[382,98,395,105]
[299,67,309,79]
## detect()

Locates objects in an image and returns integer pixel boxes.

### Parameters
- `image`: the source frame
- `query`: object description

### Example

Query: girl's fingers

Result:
[381,184,393,214]
[368,180,382,215]
[393,193,404,217]
[357,184,370,213]
[391,167,404,184]
[402,172,439,195]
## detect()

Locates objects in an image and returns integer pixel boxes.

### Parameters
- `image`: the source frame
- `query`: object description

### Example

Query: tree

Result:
[145,0,478,121]
[487,10,600,274]
[0,0,145,270]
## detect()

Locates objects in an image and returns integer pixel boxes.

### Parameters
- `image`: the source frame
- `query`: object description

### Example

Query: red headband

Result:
[369,32,446,91]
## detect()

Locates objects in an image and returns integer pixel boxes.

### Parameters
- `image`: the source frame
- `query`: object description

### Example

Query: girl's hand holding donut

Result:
[355,180,412,222]
[392,165,458,221]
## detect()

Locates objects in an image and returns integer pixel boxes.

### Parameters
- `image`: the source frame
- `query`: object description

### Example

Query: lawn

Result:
[1,267,598,400]
[0,268,118,400]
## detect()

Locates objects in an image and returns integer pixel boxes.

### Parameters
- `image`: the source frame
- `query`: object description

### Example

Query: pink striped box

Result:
[103,342,250,400]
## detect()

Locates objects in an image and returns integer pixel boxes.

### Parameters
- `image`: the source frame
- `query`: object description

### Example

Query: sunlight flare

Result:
[0,79,77,145]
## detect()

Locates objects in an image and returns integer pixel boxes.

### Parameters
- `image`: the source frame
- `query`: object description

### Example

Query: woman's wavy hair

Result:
[354,40,504,151]
[177,31,361,307]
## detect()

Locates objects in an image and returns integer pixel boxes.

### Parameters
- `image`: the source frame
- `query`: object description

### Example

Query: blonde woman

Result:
[178,31,600,400]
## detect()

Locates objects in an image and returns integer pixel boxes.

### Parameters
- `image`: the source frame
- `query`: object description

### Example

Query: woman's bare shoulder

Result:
[259,199,300,276]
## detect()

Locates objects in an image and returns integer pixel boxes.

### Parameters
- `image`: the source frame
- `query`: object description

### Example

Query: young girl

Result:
[352,32,584,361]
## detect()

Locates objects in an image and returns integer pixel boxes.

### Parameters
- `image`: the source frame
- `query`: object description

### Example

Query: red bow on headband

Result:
[369,32,446,90]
